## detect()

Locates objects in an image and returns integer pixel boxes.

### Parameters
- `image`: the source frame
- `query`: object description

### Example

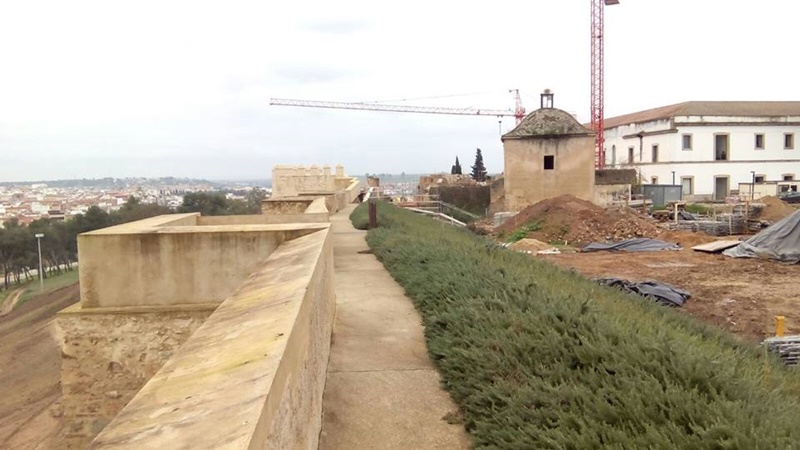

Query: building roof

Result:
[604,101,800,129]
[503,108,595,140]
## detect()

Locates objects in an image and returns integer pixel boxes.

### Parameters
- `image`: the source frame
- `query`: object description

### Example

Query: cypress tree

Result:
[451,157,463,175]
[470,148,487,181]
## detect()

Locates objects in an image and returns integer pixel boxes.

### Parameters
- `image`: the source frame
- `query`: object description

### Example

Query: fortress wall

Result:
[78,223,324,308]
[89,228,334,449]
[60,214,332,447]
[58,305,214,448]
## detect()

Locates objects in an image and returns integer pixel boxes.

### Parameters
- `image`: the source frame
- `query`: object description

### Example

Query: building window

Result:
[682,134,692,150]
[651,176,658,185]
[628,147,634,164]
[785,133,795,149]
[784,174,795,181]
[681,177,694,196]
[715,134,729,161]
[754,175,766,183]
[755,134,765,150]
[611,145,616,166]
[544,155,555,170]
[652,144,659,163]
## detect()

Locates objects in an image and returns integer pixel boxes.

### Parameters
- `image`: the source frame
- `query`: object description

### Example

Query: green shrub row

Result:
[353,202,800,449]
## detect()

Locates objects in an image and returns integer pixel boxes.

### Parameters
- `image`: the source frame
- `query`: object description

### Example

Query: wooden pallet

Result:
[691,240,741,253]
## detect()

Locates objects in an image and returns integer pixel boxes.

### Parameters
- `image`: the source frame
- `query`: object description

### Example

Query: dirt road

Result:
[0,283,79,449]
[540,247,800,341]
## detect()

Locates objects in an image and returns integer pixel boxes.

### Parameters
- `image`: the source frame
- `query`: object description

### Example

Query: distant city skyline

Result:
[2,1,799,181]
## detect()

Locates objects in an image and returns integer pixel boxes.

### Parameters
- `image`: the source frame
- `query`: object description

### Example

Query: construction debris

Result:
[764,336,800,366]
[495,195,660,246]
[595,278,691,307]
[582,238,680,253]
[509,238,559,254]
[724,210,800,263]
[757,196,798,222]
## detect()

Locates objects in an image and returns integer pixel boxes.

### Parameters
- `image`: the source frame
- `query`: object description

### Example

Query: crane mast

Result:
[591,0,619,169]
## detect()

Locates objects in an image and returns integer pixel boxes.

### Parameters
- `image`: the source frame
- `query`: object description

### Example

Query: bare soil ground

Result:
[0,283,79,449]
[540,245,800,342]
[478,195,800,342]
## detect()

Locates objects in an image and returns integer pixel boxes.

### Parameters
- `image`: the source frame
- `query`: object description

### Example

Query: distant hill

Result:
[0,177,222,189]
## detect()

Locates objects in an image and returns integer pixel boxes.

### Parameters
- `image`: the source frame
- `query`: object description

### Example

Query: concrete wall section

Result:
[504,135,596,212]
[261,198,314,214]
[342,178,362,203]
[58,305,214,448]
[595,184,632,207]
[89,227,334,449]
[199,213,330,225]
[79,224,324,308]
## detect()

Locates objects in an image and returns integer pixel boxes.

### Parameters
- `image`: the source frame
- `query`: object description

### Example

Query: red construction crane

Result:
[591,0,619,169]
[270,90,527,126]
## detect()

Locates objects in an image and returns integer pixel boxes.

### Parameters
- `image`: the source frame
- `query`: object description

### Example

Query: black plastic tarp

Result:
[723,210,800,263]
[595,278,690,307]
[582,238,680,253]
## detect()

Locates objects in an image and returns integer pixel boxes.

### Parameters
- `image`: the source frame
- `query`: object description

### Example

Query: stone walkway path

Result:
[318,205,470,449]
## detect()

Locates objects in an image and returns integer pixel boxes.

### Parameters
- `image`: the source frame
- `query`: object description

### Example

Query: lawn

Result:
[352,202,800,449]
[14,269,79,308]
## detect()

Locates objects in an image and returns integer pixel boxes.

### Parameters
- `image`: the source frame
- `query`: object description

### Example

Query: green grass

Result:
[15,269,79,308]
[685,203,712,215]
[506,221,542,244]
[355,202,800,449]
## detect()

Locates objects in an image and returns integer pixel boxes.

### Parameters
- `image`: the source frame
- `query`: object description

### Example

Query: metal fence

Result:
[639,185,683,207]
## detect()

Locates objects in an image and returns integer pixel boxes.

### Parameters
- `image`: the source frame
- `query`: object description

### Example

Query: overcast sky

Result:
[1,0,798,182]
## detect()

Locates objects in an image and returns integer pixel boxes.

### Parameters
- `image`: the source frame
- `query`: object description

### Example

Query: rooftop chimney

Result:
[541,89,554,109]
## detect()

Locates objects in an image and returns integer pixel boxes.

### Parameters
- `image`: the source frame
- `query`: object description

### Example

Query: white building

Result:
[603,102,800,201]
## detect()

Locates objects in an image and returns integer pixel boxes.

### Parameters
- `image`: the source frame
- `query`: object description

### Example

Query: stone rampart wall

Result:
[89,228,334,449]
[59,305,214,448]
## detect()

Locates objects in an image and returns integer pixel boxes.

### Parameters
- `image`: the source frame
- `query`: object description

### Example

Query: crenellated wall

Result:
[270,164,361,206]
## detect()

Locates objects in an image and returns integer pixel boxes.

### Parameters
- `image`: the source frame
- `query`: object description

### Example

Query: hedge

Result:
[351,202,800,449]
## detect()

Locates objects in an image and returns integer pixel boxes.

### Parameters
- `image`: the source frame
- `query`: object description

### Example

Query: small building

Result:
[602,101,800,201]
[501,92,596,212]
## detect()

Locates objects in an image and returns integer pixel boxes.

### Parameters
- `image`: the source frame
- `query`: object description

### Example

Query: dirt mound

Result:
[497,195,661,246]
[655,230,719,248]
[509,238,556,253]
[757,196,798,222]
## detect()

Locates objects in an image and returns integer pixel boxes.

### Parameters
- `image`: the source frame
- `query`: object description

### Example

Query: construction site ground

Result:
[0,282,78,449]
[539,245,800,342]
[477,194,800,343]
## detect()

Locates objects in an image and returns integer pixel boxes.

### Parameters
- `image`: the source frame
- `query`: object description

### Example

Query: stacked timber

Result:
[665,216,747,236]
[764,336,800,367]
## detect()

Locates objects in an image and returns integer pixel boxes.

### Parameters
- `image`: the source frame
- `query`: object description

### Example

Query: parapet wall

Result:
[78,214,323,308]
[61,213,333,448]
[90,228,334,449]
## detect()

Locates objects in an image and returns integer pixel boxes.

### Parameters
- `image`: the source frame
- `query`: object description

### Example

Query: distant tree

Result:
[73,206,113,233]
[470,148,487,182]
[243,188,269,214]
[113,196,172,223]
[451,157,463,175]
[179,192,231,216]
